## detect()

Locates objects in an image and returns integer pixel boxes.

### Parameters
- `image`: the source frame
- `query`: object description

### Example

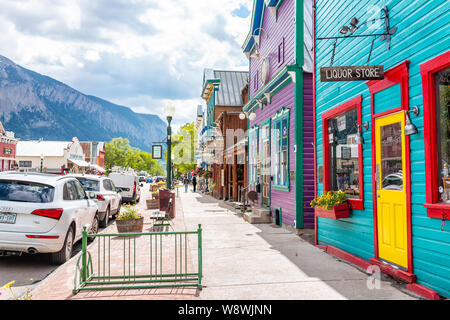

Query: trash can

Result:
[158,189,176,219]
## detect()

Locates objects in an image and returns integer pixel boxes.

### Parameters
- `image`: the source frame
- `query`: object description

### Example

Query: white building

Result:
[16,137,90,174]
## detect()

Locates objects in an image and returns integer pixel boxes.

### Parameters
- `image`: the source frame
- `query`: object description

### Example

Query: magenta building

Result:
[242,0,314,229]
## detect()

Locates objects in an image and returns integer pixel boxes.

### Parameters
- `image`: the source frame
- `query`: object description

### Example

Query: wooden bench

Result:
[150,198,173,230]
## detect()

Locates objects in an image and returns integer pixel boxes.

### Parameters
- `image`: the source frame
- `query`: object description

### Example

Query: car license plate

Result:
[0,213,17,224]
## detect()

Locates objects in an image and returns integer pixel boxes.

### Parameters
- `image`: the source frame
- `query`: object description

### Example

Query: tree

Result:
[104,137,165,175]
[171,122,197,178]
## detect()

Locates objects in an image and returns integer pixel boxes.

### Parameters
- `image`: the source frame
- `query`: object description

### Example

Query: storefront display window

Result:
[327,109,360,198]
[322,96,364,210]
[272,109,289,189]
[436,67,450,203]
[421,50,450,218]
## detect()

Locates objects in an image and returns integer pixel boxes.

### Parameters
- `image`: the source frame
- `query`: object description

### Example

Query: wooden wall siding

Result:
[249,0,295,100]
[315,0,450,297]
[303,73,315,228]
[249,82,296,226]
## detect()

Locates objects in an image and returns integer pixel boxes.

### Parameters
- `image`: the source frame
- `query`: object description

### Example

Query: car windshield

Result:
[76,178,100,192]
[0,180,55,203]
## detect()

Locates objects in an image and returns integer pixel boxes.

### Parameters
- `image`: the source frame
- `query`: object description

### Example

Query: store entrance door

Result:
[261,121,271,207]
[375,112,408,269]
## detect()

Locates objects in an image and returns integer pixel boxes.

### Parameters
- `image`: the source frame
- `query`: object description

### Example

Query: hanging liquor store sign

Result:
[320,65,384,82]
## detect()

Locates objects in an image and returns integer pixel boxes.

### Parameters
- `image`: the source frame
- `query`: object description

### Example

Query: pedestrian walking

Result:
[184,176,190,193]
[192,175,197,192]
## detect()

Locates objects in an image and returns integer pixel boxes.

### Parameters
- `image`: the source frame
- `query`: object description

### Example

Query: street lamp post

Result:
[40,154,44,173]
[164,102,176,190]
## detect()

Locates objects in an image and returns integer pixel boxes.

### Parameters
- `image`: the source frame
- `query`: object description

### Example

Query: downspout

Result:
[294,0,305,229]
[312,0,318,245]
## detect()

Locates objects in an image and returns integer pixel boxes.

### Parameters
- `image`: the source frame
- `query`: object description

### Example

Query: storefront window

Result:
[436,67,450,203]
[248,128,259,184]
[273,111,289,188]
[327,108,360,198]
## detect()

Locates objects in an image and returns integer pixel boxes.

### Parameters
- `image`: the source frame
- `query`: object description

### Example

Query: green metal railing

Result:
[73,224,202,294]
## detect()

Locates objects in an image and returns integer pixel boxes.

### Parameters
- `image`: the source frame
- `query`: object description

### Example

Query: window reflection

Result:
[436,67,450,202]
[328,109,360,198]
[380,122,403,191]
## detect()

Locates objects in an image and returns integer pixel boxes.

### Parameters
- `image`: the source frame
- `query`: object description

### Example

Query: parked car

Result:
[108,173,141,204]
[69,174,122,227]
[0,172,99,264]
[382,171,403,191]
[138,176,146,183]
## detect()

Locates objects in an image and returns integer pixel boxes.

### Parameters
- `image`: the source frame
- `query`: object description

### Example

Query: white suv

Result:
[70,174,122,227]
[0,172,99,264]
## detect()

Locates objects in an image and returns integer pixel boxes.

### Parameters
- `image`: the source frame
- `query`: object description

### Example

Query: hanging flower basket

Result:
[314,202,350,219]
[311,190,350,220]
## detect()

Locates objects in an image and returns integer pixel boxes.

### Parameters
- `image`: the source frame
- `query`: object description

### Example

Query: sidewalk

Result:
[180,191,416,300]
[31,187,417,300]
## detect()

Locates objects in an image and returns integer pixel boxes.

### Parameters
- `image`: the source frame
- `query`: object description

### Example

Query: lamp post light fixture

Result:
[239,111,256,121]
[40,154,44,173]
[164,102,176,189]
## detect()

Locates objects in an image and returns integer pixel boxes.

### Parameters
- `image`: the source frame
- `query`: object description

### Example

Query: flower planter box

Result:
[146,198,159,209]
[116,217,144,233]
[315,202,350,220]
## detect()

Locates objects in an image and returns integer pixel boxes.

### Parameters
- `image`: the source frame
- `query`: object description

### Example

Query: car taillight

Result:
[97,194,105,201]
[26,235,59,239]
[31,209,63,220]
[133,181,136,193]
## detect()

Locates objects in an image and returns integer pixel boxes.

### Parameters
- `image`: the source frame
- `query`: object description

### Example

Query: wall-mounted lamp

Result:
[250,47,260,59]
[356,122,369,145]
[239,111,256,121]
[404,106,420,136]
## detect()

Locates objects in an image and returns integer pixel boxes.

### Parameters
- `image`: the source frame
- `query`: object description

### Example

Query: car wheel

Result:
[100,206,110,228]
[50,226,74,265]
[88,213,99,242]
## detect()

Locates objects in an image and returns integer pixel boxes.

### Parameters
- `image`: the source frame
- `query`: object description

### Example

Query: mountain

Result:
[0,55,166,152]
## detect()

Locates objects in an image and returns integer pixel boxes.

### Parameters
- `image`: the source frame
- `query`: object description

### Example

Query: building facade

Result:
[0,121,19,172]
[17,137,89,174]
[200,69,248,196]
[314,0,449,298]
[80,141,106,174]
[242,0,314,229]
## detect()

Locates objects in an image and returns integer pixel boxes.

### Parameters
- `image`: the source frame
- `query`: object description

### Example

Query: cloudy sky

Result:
[0,0,252,130]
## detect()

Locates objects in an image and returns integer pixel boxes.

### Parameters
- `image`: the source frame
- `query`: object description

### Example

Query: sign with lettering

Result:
[320,65,384,82]
[152,145,163,159]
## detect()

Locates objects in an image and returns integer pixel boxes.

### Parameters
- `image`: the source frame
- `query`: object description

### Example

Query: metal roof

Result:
[213,70,248,107]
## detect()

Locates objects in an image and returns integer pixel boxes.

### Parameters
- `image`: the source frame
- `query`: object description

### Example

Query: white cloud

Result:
[0,0,253,128]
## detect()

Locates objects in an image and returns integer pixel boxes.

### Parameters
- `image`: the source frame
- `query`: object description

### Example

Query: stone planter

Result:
[146,198,159,209]
[314,202,350,220]
[116,217,144,233]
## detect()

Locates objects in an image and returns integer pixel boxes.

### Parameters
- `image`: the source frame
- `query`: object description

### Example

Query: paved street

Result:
[18,185,418,300]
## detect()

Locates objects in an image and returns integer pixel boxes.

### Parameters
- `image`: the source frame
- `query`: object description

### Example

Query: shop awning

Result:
[68,158,90,167]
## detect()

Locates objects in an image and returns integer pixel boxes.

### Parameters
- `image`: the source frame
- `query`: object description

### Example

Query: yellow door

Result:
[375,112,408,269]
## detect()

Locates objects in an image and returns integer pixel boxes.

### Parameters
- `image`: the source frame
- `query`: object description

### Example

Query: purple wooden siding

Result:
[249,0,295,100]
[303,72,315,228]
[249,82,296,226]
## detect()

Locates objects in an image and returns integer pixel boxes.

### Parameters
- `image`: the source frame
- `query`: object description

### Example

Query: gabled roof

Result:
[201,69,248,107]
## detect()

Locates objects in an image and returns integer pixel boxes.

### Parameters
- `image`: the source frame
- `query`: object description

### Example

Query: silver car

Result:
[69,174,122,227]
[0,172,99,264]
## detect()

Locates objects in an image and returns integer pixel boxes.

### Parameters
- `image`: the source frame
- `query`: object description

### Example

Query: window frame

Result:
[322,95,364,210]
[421,50,450,220]
[272,108,290,191]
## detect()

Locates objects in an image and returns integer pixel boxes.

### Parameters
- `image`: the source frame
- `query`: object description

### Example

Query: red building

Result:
[0,121,19,171]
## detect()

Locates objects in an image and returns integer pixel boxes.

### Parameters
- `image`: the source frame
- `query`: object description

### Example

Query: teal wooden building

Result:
[313,0,449,299]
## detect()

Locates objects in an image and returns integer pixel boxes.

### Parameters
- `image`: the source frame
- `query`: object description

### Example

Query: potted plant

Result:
[116,204,144,233]
[310,190,350,219]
